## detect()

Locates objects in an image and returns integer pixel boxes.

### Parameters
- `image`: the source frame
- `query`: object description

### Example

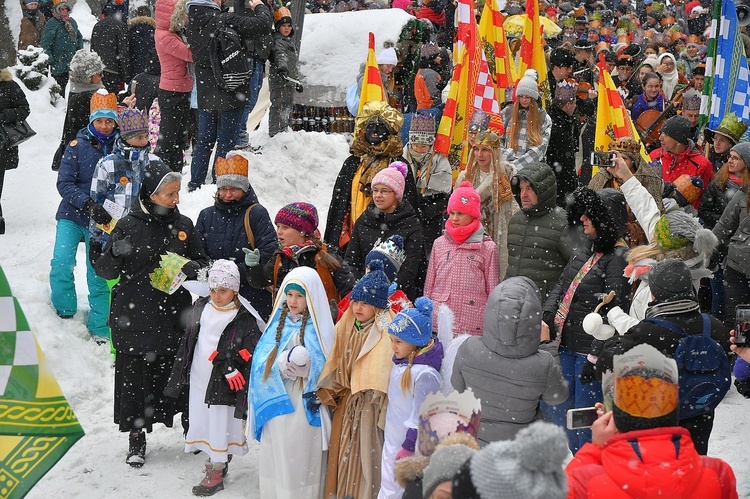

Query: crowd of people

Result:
[1,0,749,496]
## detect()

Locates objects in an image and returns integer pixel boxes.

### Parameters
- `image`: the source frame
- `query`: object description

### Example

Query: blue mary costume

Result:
[249,266,335,498]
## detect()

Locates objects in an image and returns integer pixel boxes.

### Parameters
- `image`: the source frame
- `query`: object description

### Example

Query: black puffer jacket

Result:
[128,15,157,76]
[185,1,272,111]
[345,200,424,301]
[507,162,574,300]
[165,296,262,419]
[543,188,631,354]
[90,12,131,81]
[0,69,30,172]
[95,197,208,355]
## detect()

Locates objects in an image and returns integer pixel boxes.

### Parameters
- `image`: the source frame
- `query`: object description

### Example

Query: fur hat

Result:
[648,258,692,301]
[215,151,250,192]
[350,259,391,309]
[447,181,481,220]
[515,69,539,100]
[388,296,433,346]
[89,89,118,124]
[550,48,576,69]
[365,235,406,282]
[69,50,104,84]
[377,47,398,65]
[452,421,568,499]
[569,187,628,253]
[371,161,408,201]
[409,113,436,145]
[275,202,318,235]
[53,0,70,12]
[208,259,241,292]
[118,107,149,141]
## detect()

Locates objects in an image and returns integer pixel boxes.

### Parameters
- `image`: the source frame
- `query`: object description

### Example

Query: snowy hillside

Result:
[0,7,748,499]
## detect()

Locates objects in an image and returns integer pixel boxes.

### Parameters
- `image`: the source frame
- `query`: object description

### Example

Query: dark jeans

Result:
[710,265,726,321]
[723,266,750,330]
[189,106,244,191]
[155,90,191,172]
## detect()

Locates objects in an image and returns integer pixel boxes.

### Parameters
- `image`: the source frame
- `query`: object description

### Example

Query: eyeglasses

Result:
[371,187,394,195]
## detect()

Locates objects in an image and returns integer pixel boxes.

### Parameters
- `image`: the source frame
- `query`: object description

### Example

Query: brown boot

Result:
[192,461,225,496]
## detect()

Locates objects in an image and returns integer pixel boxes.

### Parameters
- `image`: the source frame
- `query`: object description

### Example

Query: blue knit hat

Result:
[350,260,390,309]
[365,235,406,283]
[388,296,434,346]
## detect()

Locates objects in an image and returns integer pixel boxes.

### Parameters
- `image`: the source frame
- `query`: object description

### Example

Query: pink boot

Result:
[192,461,225,496]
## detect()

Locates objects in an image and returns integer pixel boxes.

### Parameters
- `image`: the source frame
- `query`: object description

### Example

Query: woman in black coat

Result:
[195,153,278,319]
[0,68,31,234]
[95,160,208,467]
[345,163,424,300]
[542,187,630,454]
[127,9,157,77]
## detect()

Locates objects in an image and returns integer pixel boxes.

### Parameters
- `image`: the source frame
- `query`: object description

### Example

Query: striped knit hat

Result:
[275,202,319,235]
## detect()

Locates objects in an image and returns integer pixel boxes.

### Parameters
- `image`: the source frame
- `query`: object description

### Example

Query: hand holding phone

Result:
[591,151,616,168]
[735,305,750,347]
[566,406,599,430]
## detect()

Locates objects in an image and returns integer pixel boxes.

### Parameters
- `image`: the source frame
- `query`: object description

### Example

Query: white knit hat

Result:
[515,69,539,100]
[377,47,398,65]
[208,260,241,292]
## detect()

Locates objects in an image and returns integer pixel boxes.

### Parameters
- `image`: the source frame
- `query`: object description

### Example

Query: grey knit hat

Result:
[69,49,105,84]
[731,142,750,169]
[515,69,540,100]
[661,116,692,144]
[422,444,476,498]
[648,258,693,301]
[467,421,568,499]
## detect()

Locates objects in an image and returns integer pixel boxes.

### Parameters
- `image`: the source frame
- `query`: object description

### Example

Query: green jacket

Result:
[40,17,83,75]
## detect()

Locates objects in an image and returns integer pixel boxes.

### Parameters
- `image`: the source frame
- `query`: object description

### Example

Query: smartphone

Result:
[591,151,616,167]
[566,407,599,430]
[130,80,137,96]
[735,305,750,346]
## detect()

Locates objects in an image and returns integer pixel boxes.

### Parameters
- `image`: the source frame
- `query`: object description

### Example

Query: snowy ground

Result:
[0,5,748,499]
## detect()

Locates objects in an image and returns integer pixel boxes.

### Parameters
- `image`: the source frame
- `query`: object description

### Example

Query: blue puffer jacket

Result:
[195,188,278,319]
[55,126,117,227]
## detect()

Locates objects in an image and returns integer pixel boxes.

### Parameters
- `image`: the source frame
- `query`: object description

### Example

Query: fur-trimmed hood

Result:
[568,187,628,253]
[0,69,12,82]
[128,15,156,29]
[170,0,188,32]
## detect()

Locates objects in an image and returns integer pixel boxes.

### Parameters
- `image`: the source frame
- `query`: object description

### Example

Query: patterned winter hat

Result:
[554,79,577,102]
[275,202,319,235]
[208,259,241,292]
[350,259,391,309]
[215,151,250,192]
[681,89,701,111]
[118,107,149,141]
[420,42,440,59]
[408,113,436,145]
[653,206,718,260]
[69,49,104,84]
[468,110,491,133]
[672,174,704,206]
[89,89,118,124]
[371,161,408,201]
[388,296,434,346]
[365,235,406,282]
[447,181,481,219]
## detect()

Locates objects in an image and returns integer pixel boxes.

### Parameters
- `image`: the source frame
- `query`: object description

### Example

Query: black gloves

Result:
[89,240,103,266]
[580,361,597,384]
[110,238,133,257]
[735,378,750,399]
[330,299,339,323]
[295,83,304,93]
[277,67,289,78]
[84,199,113,225]
[181,260,201,280]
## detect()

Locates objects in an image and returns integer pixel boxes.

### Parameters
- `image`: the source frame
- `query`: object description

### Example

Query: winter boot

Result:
[192,461,225,496]
[126,430,146,467]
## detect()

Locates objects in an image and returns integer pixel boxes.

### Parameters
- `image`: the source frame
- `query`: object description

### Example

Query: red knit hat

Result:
[448,181,481,219]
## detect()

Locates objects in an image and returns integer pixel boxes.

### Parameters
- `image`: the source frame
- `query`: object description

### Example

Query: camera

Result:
[735,305,750,346]
[566,407,599,430]
[591,151,616,167]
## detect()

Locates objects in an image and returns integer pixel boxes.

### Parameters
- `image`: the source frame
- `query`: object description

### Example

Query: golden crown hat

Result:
[417,389,482,458]
[90,88,117,114]
[714,112,749,144]
[215,153,249,178]
[149,252,190,295]
[475,129,501,149]
[609,136,642,154]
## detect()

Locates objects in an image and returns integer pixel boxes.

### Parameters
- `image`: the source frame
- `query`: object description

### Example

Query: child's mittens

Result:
[395,447,414,461]
[225,370,246,391]
[242,248,261,268]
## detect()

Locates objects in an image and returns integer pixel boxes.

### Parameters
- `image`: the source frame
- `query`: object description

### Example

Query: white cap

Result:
[377,47,398,66]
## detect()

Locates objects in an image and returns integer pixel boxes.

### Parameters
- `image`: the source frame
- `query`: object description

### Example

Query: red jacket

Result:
[155,0,193,93]
[649,143,713,208]
[565,427,738,499]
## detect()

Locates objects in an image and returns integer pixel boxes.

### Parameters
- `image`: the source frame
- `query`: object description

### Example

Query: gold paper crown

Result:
[714,112,749,144]
[90,89,117,114]
[215,154,249,178]
[149,252,190,295]
[475,129,501,149]
[562,16,575,27]
[416,389,482,458]
[609,137,641,154]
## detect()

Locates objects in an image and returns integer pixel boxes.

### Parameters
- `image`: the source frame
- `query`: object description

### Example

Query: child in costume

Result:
[378,297,443,499]
[249,266,335,498]
[317,260,395,498]
[424,181,500,336]
[165,260,264,496]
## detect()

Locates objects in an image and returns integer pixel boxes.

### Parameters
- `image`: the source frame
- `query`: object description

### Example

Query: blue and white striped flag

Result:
[703,0,750,140]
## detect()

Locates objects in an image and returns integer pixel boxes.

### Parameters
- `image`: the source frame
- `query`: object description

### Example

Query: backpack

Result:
[209,18,251,92]
[643,314,731,419]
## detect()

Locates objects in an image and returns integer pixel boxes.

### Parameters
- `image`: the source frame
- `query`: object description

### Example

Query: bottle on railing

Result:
[328,107,337,133]
[301,106,309,133]
[306,106,316,132]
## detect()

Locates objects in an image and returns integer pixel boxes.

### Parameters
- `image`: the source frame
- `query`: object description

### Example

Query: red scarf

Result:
[444,218,480,245]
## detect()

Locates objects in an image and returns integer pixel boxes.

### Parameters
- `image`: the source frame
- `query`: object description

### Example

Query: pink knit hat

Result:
[448,181,481,219]
[371,161,408,201]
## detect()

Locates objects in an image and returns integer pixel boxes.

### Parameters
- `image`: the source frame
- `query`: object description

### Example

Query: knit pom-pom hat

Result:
[447,181,481,219]
[350,259,391,309]
[371,161,408,201]
[388,296,434,346]
[515,69,540,100]
[365,235,406,283]
[275,202,319,236]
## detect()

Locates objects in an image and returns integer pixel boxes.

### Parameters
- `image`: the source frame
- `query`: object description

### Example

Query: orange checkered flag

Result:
[358,32,387,116]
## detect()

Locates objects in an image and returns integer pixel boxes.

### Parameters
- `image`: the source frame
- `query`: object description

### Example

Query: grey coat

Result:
[451,277,569,445]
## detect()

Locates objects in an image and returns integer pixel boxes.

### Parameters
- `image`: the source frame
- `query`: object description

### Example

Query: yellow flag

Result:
[358,32,387,116]
[517,0,549,106]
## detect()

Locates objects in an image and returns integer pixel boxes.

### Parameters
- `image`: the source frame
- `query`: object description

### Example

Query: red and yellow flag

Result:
[478,0,516,94]
[358,32,386,116]
[594,56,650,176]
[517,0,549,106]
